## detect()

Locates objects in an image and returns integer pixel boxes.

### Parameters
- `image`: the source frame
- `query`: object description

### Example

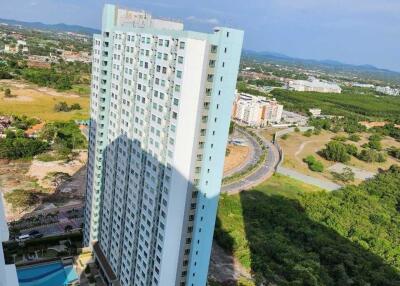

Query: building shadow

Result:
[237,189,400,285]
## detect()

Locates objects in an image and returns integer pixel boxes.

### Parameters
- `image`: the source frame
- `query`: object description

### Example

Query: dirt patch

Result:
[27,151,87,187]
[3,95,34,102]
[224,145,250,174]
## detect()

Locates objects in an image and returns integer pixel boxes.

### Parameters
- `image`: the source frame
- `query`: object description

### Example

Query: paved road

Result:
[221,129,280,194]
[223,128,260,177]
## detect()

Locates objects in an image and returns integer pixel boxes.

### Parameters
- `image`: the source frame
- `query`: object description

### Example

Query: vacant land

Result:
[0,151,87,221]
[0,80,89,121]
[215,169,400,285]
[223,144,250,175]
[270,129,400,184]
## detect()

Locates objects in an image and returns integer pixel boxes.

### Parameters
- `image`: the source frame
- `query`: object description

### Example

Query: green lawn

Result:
[215,170,400,285]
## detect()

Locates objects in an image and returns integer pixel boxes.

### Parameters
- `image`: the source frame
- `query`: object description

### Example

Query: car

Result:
[17,234,30,241]
[28,230,43,238]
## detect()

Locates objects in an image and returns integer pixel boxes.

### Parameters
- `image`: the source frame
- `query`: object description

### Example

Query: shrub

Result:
[70,103,82,110]
[303,155,324,172]
[331,167,355,183]
[54,101,70,112]
[4,88,14,98]
[294,127,300,132]
[357,149,387,163]
[388,147,400,159]
[348,134,361,142]
[281,134,289,140]
[321,141,350,163]
[333,135,347,142]
[303,129,313,137]
[345,144,358,156]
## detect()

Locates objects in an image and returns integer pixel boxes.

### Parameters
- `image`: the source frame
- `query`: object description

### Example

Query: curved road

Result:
[221,129,280,194]
[223,128,261,177]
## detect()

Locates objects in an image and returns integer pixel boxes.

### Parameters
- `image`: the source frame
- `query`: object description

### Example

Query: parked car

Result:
[28,230,43,238]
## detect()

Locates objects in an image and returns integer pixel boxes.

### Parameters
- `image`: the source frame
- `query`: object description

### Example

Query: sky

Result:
[0,0,399,71]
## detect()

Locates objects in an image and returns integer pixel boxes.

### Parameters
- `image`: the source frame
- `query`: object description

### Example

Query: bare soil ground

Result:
[223,144,250,174]
[0,151,87,221]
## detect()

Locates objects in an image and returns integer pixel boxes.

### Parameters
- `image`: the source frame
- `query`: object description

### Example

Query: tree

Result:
[54,101,70,112]
[321,141,351,163]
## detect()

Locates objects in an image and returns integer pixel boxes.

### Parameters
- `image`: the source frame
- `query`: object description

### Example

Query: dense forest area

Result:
[216,167,400,285]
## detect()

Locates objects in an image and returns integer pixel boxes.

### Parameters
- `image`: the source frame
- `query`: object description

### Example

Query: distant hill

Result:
[243,50,400,85]
[0,18,100,35]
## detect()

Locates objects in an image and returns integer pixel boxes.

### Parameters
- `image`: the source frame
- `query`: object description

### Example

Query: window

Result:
[179,41,186,49]
[175,84,181,92]
[178,56,184,64]
[176,70,182,79]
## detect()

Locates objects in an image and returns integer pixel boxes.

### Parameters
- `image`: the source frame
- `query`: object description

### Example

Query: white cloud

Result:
[186,15,219,25]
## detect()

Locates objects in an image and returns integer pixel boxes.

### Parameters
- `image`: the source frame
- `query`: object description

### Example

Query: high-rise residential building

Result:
[0,198,19,286]
[83,4,243,286]
[233,93,283,127]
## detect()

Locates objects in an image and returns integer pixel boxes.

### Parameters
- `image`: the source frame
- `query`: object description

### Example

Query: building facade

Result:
[0,197,19,286]
[288,78,342,93]
[83,5,243,286]
[232,93,283,127]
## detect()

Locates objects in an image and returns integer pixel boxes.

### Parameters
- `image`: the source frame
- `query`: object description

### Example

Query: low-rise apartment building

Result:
[232,93,283,127]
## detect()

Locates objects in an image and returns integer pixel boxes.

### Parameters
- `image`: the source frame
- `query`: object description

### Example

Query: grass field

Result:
[0,80,89,121]
[216,174,321,270]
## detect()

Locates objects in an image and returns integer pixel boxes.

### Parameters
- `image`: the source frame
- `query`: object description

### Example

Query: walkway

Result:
[277,167,341,191]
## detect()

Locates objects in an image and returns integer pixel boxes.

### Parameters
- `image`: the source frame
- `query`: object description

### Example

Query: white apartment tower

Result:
[83,4,243,286]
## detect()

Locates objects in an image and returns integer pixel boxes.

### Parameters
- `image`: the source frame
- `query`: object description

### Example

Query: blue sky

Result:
[0,0,399,71]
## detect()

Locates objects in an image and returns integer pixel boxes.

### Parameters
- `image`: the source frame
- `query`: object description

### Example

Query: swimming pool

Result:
[17,261,79,286]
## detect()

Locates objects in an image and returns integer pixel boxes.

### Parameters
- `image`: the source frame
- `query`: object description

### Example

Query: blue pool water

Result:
[17,261,78,286]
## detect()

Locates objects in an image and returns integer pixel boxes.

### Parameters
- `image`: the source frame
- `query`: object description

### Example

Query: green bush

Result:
[303,129,313,137]
[320,141,350,163]
[0,137,49,159]
[331,167,355,183]
[345,143,358,156]
[303,155,324,172]
[388,147,400,159]
[358,149,387,163]
[348,134,361,142]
